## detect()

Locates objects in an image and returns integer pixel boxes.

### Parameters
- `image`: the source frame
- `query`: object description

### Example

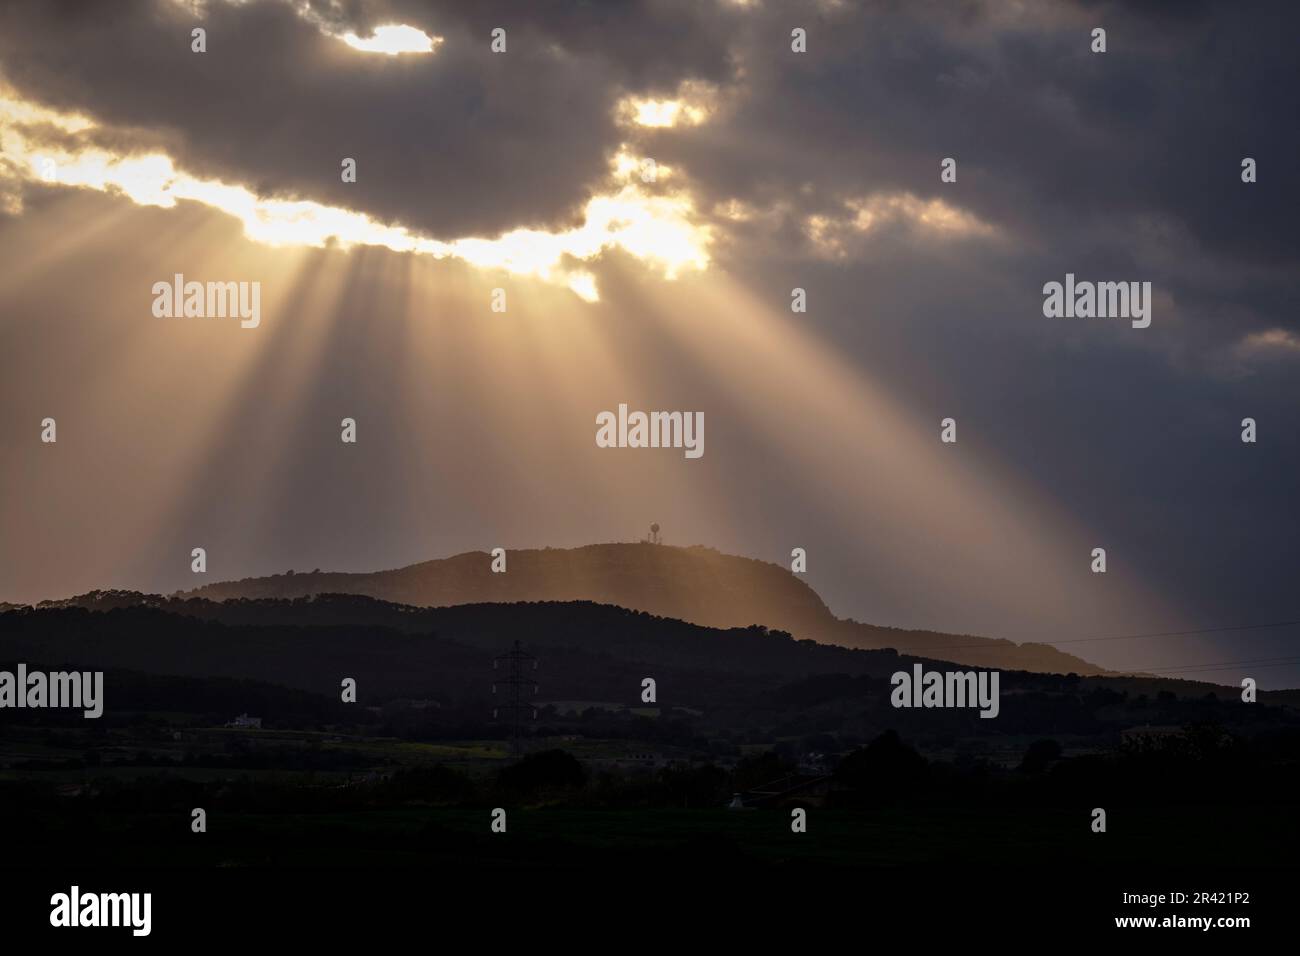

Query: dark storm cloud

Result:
[677,0,1296,264]
[0,0,738,238]
[368,0,741,88]
[651,0,1300,364]
[4,0,1295,295]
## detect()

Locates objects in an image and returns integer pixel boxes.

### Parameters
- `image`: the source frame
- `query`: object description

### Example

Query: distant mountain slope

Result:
[173,543,1105,676]
[6,596,1288,712]
[2,597,904,701]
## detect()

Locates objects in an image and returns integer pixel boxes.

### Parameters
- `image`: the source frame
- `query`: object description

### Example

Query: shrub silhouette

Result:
[497,749,585,799]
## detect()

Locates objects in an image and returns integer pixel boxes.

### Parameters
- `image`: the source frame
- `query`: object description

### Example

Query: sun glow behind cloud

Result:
[0,93,711,300]
[169,2,441,55]
[340,24,440,55]
[617,81,718,129]
[626,99,706,128]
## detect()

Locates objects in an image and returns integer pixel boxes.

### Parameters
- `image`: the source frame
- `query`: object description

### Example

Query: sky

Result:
[1,0,1297,685]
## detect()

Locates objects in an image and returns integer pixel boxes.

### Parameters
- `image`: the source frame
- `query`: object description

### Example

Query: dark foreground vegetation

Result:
[3,596,1298,868]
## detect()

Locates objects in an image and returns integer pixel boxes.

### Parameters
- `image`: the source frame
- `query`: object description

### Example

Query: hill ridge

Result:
[166,542,1106,676]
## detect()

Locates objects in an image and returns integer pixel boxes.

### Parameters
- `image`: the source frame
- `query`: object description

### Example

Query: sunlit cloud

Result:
[1234,327,1300,361]
[0,95,94,133]
[168,2,442,55]
[617,80,717,129]
[0,91,711,300]
[340,24,440,56]
[805,193,999,258]
[625,99,706,128]
[711,198,759,222]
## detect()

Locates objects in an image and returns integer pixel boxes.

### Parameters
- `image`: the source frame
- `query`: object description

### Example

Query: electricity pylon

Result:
[492,641,538,757]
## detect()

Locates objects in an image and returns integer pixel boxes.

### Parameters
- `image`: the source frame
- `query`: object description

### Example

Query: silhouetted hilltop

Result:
[171,543,1106,676]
